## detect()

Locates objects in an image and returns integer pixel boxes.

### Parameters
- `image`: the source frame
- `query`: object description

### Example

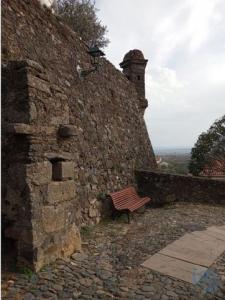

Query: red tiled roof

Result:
[200,160,225,177]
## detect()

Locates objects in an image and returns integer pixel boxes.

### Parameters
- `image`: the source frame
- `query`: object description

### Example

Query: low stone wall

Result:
[135,170,225,205]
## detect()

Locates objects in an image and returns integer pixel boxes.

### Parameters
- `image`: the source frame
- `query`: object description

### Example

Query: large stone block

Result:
[46,180,75,204]
[52,161,74,181]
[14,59,44,73]
[33,223,81,271]
[59,223,81,256]
[42,206,65,233]
[27,74,51,95]
[45,152,73,161]
[58,125,77,137]
[4,123,55,136]
[26,161,52,185]
[4,123,33,135]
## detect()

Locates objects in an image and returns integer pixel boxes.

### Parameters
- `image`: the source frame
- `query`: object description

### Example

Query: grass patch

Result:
[80,225,94,238]
[98,216,113,226]
[99,213,129,226]
[17,266,34,279]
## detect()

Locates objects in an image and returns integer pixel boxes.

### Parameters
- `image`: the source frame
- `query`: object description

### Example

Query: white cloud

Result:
[206,61,225,85]
[144,66,191,147]
[146,67,187,99]
[96,0,225,148]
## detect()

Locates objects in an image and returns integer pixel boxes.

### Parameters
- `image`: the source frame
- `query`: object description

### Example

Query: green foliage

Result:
[189,132,214,176]
[160,161,189,175]
[17,266,34,279]
[96,192,106,201]
[57,0,109,48]
[189,115,225,176]
[80,225,94,237]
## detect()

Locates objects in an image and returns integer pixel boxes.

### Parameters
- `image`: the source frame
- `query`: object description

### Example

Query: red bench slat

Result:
[109,186,151,212]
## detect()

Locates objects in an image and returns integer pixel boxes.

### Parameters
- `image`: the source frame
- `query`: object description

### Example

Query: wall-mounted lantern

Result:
[77,45,105,79]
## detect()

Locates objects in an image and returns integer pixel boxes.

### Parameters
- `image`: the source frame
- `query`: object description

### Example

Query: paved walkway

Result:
[142,225,225,284]
[2,202,225,300]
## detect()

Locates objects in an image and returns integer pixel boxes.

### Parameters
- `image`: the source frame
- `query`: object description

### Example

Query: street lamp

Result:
[77,45,105,79]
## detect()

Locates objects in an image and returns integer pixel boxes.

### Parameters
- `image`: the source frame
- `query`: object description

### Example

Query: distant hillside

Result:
[154,147,191,156]
[155,148,191,175]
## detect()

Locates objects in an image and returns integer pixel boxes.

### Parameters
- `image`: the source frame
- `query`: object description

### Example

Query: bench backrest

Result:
[109,186,139,210]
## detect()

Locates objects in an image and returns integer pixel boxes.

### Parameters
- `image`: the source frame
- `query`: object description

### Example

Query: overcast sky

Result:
[95,0,225,149]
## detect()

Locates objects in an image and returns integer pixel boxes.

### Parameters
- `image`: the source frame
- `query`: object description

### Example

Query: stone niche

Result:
[58,125,77,138]
[52,161,75,181]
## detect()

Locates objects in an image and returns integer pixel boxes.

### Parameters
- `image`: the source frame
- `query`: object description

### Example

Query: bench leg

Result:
[111,209,117,220]
[112,209,123,221]
[112,209,131,223]
[127,211,130,224]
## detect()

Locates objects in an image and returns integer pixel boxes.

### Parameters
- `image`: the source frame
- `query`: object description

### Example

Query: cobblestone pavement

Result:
[2,202,225,300]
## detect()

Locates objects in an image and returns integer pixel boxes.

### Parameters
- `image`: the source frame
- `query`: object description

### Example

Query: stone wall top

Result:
[136,170,225,206]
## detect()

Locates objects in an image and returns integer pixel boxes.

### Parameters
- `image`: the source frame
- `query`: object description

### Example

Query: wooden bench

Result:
[108,186,151,223]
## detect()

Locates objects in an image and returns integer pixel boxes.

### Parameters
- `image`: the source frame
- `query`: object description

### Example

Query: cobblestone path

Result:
[2,202,225,300]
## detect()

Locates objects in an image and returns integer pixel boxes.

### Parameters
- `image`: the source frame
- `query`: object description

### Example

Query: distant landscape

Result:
[154,147,191,175]
[154,147,191,155]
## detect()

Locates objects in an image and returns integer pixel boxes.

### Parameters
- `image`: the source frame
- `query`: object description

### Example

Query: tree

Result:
[189,115,225,176]
[57,0,109,48]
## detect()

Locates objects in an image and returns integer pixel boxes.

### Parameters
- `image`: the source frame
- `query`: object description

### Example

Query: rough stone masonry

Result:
[2,0,157,270]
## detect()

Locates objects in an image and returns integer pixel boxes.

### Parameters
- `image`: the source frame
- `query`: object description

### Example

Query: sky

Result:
[95,0,225,149]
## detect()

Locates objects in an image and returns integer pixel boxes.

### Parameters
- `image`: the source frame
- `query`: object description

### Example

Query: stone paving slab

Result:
[171,232,225,249]
[207,226,225,237]
[179,231,225,250]
[159,246,221,268]
[141,253,207,284]
[190,231,225,243]
[204,227,225,242]
[159,234,225,267]
[209,225,225,233]
[142,225,225,284]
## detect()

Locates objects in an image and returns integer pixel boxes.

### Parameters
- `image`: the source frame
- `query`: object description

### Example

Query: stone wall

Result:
[2,60,82,270]
[136,170,225,206]
[2,0,157,270]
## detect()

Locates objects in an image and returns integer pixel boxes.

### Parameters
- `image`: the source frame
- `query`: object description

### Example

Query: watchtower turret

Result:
[120,49,148,112]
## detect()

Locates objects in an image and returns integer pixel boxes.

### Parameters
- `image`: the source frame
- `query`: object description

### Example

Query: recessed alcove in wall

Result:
[49,158,74,181]
[49,158,64,181]
[58,125,77,138]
